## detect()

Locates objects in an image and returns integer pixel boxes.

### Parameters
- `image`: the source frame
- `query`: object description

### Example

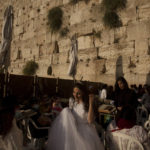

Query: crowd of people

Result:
[0,76,150,150]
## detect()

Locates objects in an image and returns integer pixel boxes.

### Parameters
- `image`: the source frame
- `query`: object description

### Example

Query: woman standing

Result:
[46,83,104,150]
[114,76,138,110]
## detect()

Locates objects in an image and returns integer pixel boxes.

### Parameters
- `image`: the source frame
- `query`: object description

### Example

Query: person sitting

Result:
[107,105,136,131]
[51,96,63,116]
[107,105,150,150]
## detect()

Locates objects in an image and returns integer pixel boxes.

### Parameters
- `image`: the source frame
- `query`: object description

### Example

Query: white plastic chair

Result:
[106,131,144,150]
[136,105,149,126]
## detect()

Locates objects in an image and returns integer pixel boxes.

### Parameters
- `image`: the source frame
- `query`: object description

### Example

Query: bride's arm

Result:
[87,94,95,124]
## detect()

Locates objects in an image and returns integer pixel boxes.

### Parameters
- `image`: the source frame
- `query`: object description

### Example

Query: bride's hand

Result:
[89,94,94,105]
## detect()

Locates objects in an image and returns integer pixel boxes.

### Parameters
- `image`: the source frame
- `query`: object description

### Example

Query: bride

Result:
[46,83,104,150]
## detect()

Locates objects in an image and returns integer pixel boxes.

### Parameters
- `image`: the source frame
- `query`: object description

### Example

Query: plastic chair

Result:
[136,105,149,126]
[106,131,144,150]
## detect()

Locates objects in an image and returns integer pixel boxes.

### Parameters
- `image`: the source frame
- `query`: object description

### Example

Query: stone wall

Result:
[0,0,150,85]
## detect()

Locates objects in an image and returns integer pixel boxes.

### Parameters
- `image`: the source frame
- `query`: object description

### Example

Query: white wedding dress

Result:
[46,99,104,150]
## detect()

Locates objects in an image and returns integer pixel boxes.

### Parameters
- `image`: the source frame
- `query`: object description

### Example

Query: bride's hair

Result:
[73,83,89,112]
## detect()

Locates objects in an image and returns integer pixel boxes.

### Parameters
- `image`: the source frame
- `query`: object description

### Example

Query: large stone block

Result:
[138,3,150,21]
[78,48,97,62]
[78,36,94,50]
[58,38,71,53]
[22,48,32,59]
[13,25,24,36]
[101,29,114,45]
[127,21,150,41]
[58,52,68,64]
[63,0,70,5]
[52,63,70,77]
[70,7,91,25]
[135,39,148,56]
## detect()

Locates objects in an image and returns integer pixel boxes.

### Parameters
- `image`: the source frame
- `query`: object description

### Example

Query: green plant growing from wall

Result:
[60,27,69,37]
[102,0,126,28]
[23,60,39,75]
[102,0,126,11]
[103,12,122,28]
[47,7,63,33]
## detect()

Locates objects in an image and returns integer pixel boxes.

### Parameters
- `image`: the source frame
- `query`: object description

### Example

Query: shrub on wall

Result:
[47,7,63,33]
[23,60,38,75]
[103,11,122,28]
[102,0,126,28]
[102,0,126,11]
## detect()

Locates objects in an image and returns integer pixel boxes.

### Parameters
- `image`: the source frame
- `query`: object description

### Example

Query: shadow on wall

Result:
[115,55,124,79]
[146,72,150,84]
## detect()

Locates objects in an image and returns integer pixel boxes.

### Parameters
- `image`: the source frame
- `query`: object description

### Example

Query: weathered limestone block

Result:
[135,0,150,7]
[36,33,46,45]
[70,10,82,26]
[120,7,137,25]
[78,48,97,62]
[22,30,35,41]
[114,27,127,42]
[30,46,39,58]
[45,32,52,44]
[45,42,56,55]
[78,36,94,50]
[77,59,105,80]
[135,39,148,56]
[11,50,18,61]
[138,3,150,20]
[63,0,70,5]
[27,20,34,32]
[18,9,23,17]
[58,52,68,64]
[125,73,147,85]
[127,21,150,41]
[22,48,32,59]
[70,7,91,25]
[58,38,71,53]
[70,22,94,37]
[98,45,111,58]
[31,0,43,9]
[52,63,70,77]
[101,29,114,45]
[13,25,24,36]
[106,58,116,74]
[52,53,59,65]
[94,38,103,48]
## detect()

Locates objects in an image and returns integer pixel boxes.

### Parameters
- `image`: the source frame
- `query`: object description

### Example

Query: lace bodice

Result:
[69,98,87,123]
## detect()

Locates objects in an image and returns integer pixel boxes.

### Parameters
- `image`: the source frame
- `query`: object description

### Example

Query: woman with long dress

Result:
[46,83,104,150]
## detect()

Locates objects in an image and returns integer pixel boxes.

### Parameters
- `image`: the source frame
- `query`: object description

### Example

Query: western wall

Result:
[0,0,150,85]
